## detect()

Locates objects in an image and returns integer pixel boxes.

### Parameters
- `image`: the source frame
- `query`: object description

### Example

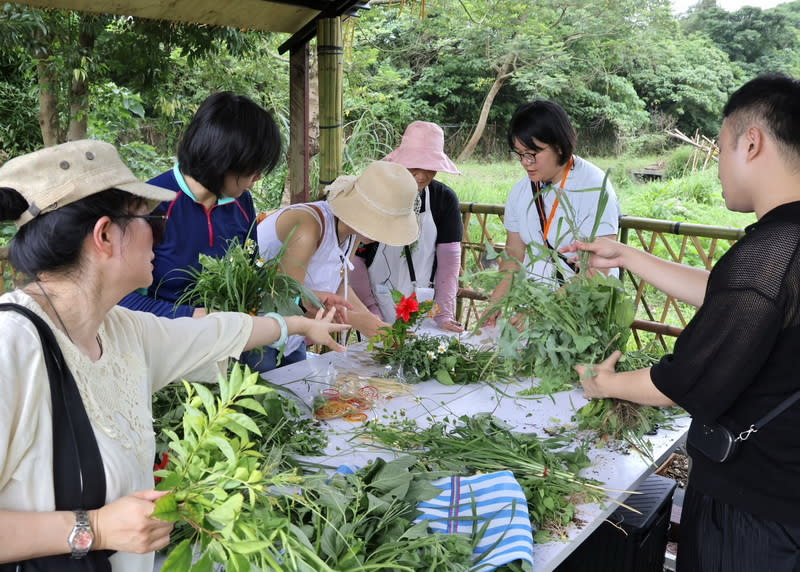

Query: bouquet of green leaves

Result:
[484,267,635,393]
[368,291,510,384]
[370,290,436,348]
[370,333,510,385]
[176,236,318,316]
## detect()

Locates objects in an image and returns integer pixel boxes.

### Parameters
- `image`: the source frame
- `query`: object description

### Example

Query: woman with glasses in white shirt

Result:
[483,99,620,325]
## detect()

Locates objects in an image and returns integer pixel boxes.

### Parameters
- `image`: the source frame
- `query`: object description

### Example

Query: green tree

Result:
[683,3,800,76]
[620,32,741,138]
[0,4,255,148]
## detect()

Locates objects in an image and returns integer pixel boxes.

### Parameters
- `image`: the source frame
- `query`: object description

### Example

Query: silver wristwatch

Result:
[67,509,94,559]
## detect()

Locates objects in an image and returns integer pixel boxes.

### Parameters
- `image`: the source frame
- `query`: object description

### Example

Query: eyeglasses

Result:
[510,149,545,164]
[116,214,168,245]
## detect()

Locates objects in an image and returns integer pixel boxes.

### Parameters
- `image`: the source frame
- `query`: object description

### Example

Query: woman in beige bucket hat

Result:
[0,140,349,571]
[351,121,465,332]
[257,160,420,340]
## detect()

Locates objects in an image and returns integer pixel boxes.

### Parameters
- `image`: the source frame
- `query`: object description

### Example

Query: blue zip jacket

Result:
[118,167,257,317]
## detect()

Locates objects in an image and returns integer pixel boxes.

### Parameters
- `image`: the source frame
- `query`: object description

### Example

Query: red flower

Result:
[396,293,420,322]
[153,452,170,484]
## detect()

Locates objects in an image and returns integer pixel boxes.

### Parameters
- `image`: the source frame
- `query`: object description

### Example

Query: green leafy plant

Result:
[175,236,317,316]
[280,456,478,571]
[370,333,511,386]
[152,379,328,468]
[153,365,311,570]
[362,413,608,542]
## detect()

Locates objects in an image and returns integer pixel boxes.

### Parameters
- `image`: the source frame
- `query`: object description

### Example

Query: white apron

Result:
[368,187,437,321]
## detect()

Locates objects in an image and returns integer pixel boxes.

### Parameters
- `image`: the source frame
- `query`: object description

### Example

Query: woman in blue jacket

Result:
[119,91,305,371]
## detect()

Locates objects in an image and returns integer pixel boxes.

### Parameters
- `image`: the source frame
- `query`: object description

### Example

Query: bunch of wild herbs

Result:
[175,236,317,316]
[476,172,635,392]
[370,333,511,385]
[279,456,477,571]
[362,413,608,542]
[153,376,328,465]
[486,267,635,393]
[572,349,685,458]
[153,365,313,570]
[153,366,489,571]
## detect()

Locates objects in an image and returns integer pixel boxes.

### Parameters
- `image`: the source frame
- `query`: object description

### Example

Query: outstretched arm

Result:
[564,237,710,307]
[245,307,350,353]
[340,285,391,339]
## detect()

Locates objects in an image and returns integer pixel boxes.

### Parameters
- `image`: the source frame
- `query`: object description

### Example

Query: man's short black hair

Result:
[723,72,800,157]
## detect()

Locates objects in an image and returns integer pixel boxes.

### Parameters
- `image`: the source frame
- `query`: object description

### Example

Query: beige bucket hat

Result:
[0,140,176,227]
[326,160,420,247]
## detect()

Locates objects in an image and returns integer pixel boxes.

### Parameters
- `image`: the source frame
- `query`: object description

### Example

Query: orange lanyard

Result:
[539,156,574,241]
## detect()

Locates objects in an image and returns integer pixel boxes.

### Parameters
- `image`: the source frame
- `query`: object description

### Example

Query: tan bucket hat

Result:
[0,140,176,227]
[326,160,420,247]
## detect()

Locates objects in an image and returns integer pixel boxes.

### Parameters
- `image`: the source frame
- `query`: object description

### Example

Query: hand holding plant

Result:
[176,237,319,316]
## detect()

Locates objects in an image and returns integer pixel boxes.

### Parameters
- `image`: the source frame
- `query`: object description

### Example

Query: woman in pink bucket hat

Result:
[351,121,465,332]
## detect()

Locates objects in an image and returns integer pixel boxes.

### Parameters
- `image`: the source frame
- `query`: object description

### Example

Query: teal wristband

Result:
[265,312,288,349]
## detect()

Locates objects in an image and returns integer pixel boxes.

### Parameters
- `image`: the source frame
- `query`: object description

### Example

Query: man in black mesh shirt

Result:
[565,73,800,571]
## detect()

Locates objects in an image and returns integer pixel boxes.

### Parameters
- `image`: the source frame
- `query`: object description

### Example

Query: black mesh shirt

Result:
[651,201,800,523]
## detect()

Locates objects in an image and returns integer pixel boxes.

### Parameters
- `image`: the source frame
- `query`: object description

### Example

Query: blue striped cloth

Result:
[415,470,535,571]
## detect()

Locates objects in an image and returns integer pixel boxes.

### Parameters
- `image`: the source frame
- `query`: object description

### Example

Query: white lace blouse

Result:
[0,290,252,571]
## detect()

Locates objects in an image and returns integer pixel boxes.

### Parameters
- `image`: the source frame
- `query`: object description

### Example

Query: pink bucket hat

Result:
[383,121,462,175]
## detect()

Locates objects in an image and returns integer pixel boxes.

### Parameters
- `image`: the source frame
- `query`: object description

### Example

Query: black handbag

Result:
[688,388,800,463]
[0,303,112,571]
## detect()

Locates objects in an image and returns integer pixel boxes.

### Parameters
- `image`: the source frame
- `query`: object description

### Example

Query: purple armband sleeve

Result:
[433,242,461,324]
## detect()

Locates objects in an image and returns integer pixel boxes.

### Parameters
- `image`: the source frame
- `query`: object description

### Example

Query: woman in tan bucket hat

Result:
[0,140,348,571]
[351,121,465,332]
[257,160,420,341]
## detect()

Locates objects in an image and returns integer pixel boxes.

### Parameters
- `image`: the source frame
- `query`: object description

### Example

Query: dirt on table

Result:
[656,452,689,488]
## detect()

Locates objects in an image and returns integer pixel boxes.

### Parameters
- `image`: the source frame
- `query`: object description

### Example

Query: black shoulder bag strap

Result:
[736,388,800,443]
[531,181,579,283]
[0,303,112,571]
[403,245,418,286]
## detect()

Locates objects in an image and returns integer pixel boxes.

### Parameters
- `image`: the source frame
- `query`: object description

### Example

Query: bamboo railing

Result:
[455,202,746,350]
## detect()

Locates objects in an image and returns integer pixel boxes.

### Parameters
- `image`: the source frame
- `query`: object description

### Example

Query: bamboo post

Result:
[288,42,311,204]
[317,17,344,198]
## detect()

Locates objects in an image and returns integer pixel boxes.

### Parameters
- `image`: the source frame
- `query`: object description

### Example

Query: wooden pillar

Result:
[316,16,344,197]
[288,42,311,204]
